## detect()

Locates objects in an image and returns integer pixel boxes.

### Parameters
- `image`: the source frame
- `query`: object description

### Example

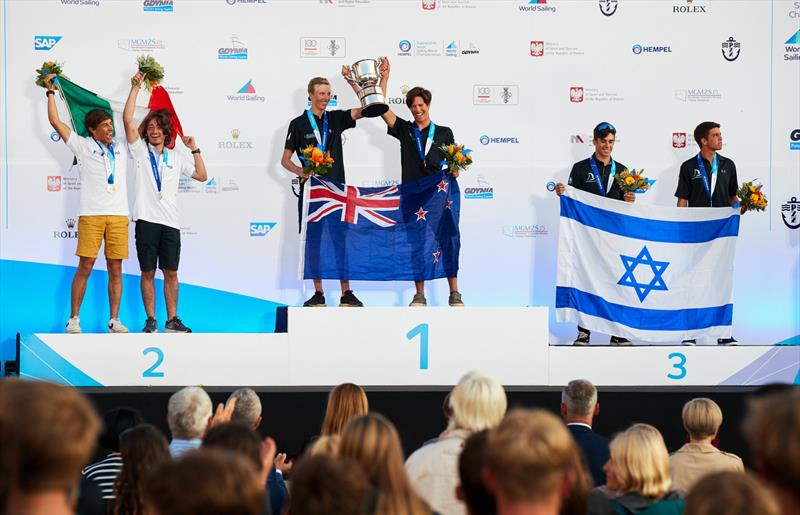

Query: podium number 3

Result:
[143,347,165,378]
[667,352,687,380]
[406,323,429,370]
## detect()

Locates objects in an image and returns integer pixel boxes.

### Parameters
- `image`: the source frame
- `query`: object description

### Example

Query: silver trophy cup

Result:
[347,58,389,118]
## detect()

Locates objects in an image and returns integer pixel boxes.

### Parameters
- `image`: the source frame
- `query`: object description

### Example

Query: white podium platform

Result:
[17,307,798,387]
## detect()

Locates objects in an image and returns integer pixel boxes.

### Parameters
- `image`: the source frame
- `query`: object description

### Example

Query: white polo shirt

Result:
[129,138,195,229]
[64,133,129,217]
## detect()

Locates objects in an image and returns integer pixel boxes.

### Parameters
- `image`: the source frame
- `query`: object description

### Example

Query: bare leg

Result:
[447,277,458,293]
[163,269,179,320]
[140,270,156,318]
[415,281,425,295]
[312,279,324,293]
[70,257,96,317]
[340,279,351,292]
[106,259,123,319]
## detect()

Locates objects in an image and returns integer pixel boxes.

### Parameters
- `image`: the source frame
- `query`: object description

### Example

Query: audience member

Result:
[340,413,434,515]
[112,424,170,515]
[288,454,372,515]
[561,379,610,486]
[669,398,743,494]
[406,370,507,515]
[456,430,495,515]
[307,434,341,457]
[0,379,101,515]
[587,424,683,515]
[166,386,213,458]
[321,383,369,436]
[229,388,263,429]
[83,407,144,501]
[684,471,779,515]
[142,448,265,515]
[743,388,800,515]
[484,409,582,515]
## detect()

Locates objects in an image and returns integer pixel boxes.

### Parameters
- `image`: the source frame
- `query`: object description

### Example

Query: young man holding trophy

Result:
[281,77,365,308]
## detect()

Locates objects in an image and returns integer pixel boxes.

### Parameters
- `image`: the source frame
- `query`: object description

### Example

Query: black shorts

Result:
[135,220,181,271]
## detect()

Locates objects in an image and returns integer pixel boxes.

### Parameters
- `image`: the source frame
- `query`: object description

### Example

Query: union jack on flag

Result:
[308,177,400,228]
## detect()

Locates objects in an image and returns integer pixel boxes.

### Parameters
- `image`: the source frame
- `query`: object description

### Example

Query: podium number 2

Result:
[667,352,687,380]
[143,347,165,378]
[406,323,429,370]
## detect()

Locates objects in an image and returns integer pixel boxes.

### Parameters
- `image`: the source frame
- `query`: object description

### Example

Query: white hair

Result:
[449,370,507,432]
[228,388,262,428]
[562,379,598,417]
[167,386,212,439]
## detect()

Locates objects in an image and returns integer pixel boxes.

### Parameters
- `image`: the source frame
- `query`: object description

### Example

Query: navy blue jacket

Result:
[568,424,611,486]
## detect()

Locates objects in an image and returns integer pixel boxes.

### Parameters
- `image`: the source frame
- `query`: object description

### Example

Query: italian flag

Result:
[55,76,183,148]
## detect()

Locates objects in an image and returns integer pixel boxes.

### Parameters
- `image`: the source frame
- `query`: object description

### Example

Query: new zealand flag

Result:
[300,171,460,280]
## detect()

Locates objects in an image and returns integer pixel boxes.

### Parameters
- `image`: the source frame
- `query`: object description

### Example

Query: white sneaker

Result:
[66,316,82,334]
[108,318,130,333]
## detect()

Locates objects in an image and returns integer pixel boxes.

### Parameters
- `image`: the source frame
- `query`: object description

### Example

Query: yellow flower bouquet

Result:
[736,181,768,212]
[439,144,473,175]
[615,168,651,193]
[35,61,68,88]
[300,145,334,183]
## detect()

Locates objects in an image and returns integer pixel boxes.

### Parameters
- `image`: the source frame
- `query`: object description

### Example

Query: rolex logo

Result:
[66,218,76,229]
[231,129,240,140]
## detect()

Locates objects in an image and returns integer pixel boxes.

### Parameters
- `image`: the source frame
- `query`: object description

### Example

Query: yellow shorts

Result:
[76,215,129,260]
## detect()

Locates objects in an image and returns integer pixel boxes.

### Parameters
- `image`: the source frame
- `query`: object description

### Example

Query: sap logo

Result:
[35,36,62,50]
[249,222,277,237]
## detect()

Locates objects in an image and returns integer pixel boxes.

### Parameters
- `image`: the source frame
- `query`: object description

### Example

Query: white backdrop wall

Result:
[1,0,798,358]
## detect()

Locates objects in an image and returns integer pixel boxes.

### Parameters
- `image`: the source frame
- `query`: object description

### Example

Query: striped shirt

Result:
[169,438,202,458]
[82,452,122,500]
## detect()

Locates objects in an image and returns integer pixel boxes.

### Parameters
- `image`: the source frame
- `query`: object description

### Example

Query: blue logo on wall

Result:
[399,39,412,52]
[480,135,519,145]
[250,222,277,237]
[34,36,62,50]
[791,129,800,150]
[143,0,173,12]
[632,43,672,54]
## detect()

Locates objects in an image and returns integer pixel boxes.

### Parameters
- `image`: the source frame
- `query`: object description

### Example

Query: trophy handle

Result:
[344,64,359,84]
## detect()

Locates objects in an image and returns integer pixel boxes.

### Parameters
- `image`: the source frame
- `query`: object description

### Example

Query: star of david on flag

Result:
[300,171,460,280]
[555,187,740,342]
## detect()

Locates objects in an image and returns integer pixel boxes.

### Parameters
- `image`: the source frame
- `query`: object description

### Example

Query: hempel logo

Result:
[479,135,520,145]
[250,222,277,236]
[632,44,672,54]
[35,36,62,50]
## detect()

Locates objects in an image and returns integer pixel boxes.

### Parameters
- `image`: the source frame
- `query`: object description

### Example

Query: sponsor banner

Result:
[473,85,519,105]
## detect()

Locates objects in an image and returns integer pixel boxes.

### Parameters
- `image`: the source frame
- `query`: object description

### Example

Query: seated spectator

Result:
[83,407,144,501]
[112,424,170,515]
[456,430,495,515]
[587,424,683,515]
[561,379,610,486]
[670,398,743,494]
[0,379,101,515]
[229,388,263,430]
[484,409,583,515]
[340,413,434,515]
[142,448,265,515]
[406,370,507,515]
[166,386,212,458]
[288,454,371,515]
[202,422,279,515]
[684,471,779,515]
[307,435,341,457]
[743,388,800,515]
[321,383,369,436]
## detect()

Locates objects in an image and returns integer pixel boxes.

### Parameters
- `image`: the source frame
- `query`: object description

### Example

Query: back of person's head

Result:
[100,407,145,452]
[142,449,265,515]
[743,388,800,500]
[321,383,368,436]
[682,398,723,440]
[458,430,496,515]
[685,471,779,515]
[485,409,580,506]
[112,424,170,515]
[561,379,598,418]
[609,423,671,498]
[228,388,262,429]
[202,422,263,473]
[167,386,212,440]
[0,378,100,495]
[449,371,507,432]
[289,454,371,515]
[340,413,431,515]
[307,434,341,457]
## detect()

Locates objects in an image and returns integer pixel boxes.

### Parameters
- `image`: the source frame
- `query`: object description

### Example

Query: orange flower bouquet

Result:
[615,168,651,193]
[439,143,473,175]
[736,181,767,212]
[300,145,334,183]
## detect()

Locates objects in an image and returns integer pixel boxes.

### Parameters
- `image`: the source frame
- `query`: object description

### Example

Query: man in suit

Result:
[560,379,610,486]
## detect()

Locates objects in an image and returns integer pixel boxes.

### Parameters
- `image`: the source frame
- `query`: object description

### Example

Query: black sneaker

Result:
[610,336,632,346]
[573,331,590,346]
[303,291,326,307]
[142,317,158,333]
[682,339,697,346]
[339,290,364,307]
[717,337,738,346]
[165,316,192,333]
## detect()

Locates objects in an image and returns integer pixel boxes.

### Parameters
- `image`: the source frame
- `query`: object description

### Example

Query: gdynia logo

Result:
[784,29,800,61]
[479,135,520,145]
[34,36,62,50]
[143,0,173,11]
[632,43,672,54]
[250,222,277,237]
[219,35,248,60]
[228,80,265,102]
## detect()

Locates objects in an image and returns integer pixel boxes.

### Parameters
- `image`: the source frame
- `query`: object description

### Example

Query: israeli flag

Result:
[556,187,740,342]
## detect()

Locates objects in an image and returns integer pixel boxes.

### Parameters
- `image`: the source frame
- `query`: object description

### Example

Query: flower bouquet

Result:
[736,181,768,212]
[440,144,473,175]
[615,168,651,193]
[35,61,68,88]
[133,55,164,91]
[300,145,334,183]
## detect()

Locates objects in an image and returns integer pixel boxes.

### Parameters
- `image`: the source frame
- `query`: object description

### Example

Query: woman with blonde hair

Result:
[340,413,434,515]
[321,383,369,436]
[588,424,684,515]
[669,398,742,493]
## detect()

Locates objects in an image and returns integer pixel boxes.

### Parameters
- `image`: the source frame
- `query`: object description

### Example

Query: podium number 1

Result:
[406,323,429,370]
